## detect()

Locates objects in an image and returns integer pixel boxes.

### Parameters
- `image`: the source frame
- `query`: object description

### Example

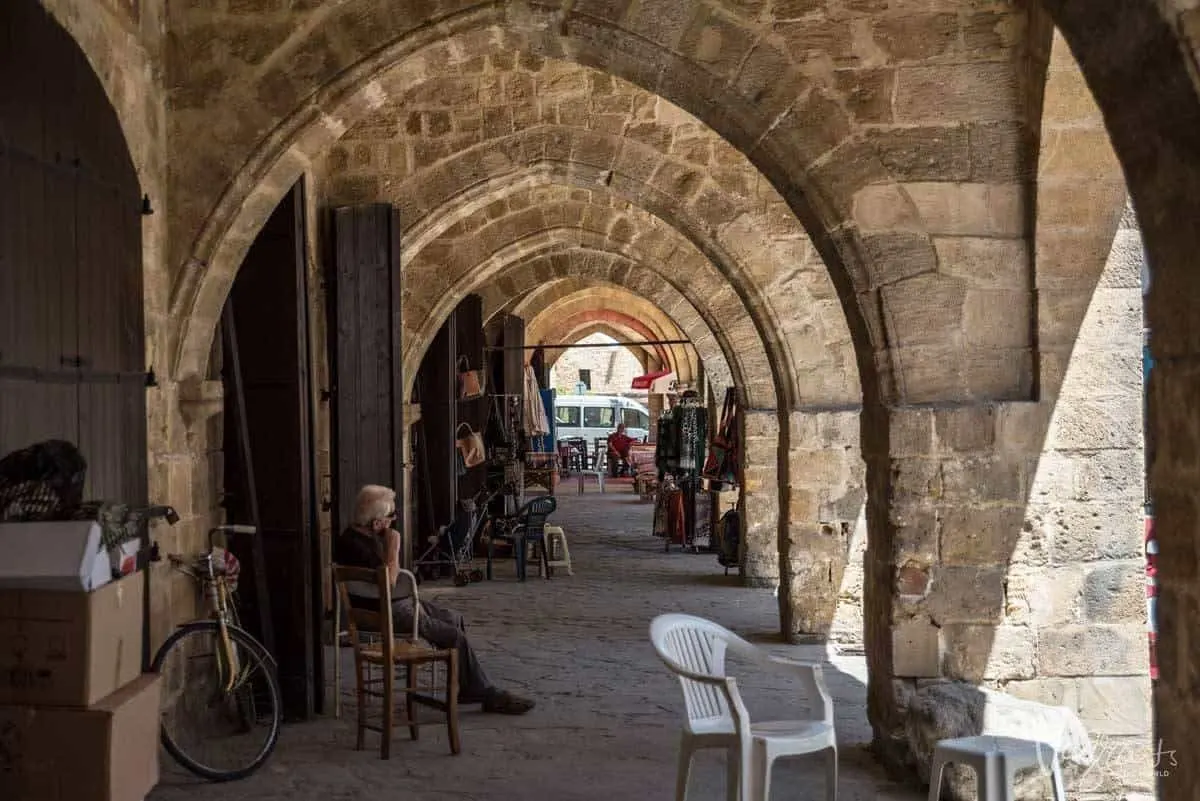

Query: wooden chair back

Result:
[333,565,423,661]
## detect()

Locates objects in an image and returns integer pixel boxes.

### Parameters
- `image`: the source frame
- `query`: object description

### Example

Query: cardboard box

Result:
[0,673,161,801]
[0,573,144,706]
[0,521,113,591]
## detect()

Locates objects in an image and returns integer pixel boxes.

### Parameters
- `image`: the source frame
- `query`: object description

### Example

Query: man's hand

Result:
[383,527,402,584]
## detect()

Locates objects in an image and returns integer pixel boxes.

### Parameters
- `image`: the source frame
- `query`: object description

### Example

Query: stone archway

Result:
[1033,3,1200,796]
[164,9,993,408]
[523,294,699,387]
[488,279,697,382]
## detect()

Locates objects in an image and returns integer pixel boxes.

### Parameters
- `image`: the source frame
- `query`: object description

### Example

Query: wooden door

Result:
[328,205,403,545]
[0,0,145,504]
[223,181,318,720]
[454,296,487,503]
[415,320,456,539]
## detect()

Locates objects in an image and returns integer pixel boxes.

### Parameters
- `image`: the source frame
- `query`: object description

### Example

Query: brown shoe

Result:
[482,689,535,715]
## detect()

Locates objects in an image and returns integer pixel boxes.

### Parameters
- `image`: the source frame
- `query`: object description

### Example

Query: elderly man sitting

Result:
[334,484,534,715]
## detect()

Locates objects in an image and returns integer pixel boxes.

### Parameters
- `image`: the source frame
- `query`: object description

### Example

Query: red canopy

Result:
[631,369,672,390]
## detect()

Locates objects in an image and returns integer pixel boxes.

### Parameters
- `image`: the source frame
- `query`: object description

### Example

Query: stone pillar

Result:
[740,409,780,588]
[779,409,864,640]
[647,393,663,444]
[149,378,220,653]
[865,404,1036,764]
[866,400,1151,793]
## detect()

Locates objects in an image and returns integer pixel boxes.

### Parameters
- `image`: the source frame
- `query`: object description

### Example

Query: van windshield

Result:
[583,406,615,428]
[622,408,650,430]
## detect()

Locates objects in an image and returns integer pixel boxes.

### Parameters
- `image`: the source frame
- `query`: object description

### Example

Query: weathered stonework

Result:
[548,332,650,397]
[782,410,866,640]
[861,210,1151,795]
[29,0,1200,797]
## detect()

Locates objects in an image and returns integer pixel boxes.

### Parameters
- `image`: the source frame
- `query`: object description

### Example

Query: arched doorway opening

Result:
[0,0,146,506]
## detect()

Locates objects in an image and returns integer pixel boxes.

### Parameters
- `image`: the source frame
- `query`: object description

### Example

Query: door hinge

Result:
[60,355,86,369]
[141,194,154,216]
[145,368,158,388]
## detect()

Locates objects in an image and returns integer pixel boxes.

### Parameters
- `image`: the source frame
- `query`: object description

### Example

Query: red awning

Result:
[631,369,672,390]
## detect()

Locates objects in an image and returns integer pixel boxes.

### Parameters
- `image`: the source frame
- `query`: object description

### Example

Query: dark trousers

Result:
[389,598,492,700]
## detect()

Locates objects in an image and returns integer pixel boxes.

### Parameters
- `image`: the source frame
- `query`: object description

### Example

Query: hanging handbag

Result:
[703,388,739,488]
[457,355,484,400]
[485,396,513,452]
[456,423,486,468]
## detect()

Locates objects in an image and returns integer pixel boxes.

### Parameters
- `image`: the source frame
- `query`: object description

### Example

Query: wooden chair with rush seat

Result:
[333,564,461,758]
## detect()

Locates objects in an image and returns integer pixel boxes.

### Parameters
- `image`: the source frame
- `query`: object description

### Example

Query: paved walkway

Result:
[151,487,921,801]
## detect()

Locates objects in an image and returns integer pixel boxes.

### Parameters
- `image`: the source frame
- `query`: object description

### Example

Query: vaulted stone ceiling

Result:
[317,56,858,408]
[481,278,704,386]
[167,1,1052,405]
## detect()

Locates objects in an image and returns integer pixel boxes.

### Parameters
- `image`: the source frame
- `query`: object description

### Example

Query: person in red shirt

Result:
[607,423,635,477]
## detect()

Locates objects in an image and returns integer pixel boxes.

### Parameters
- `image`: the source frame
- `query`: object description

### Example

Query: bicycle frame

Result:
[167,525,268,694]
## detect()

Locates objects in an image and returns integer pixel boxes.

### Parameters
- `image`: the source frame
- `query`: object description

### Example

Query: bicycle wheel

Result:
[152,620,282,782]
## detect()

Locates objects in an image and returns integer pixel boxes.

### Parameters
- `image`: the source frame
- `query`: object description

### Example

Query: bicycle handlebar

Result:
[208,524,256,551]
[215,524,257,536]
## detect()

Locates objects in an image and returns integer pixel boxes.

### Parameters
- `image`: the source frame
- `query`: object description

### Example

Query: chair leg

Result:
[739,743,755,801]
[824,746,838,801]
[927,756,946,801]
[561,534,573,576]
[725,747,739,801]
[747,747,770,801]
[381,660,395,760]
[1049,757,1067,801]
[354,662,366,751]
[446,651,461,755]
[517,534,527,582]
[675,741,693,801]
[406,663,419,741]
[333,590,341,720]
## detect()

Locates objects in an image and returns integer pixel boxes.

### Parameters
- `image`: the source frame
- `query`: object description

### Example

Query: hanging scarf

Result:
[677,404,702,472]
[523,365,550,436]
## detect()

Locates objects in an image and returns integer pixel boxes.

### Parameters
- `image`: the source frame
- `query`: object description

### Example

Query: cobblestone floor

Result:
[151,486,921,801]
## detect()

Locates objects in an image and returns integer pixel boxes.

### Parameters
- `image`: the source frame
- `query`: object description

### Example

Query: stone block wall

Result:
[865,211,1152,796]
[549,333,649,397]
[830,512,868,649]
[1004,206,1152,796]
[740,410,781,588]
[780,410,866,640]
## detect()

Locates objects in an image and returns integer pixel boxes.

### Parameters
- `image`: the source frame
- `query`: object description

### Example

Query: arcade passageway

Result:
[6,0,1200,799]
[149,490,921,801]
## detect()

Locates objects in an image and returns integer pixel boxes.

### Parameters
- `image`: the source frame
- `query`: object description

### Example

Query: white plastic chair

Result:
[649,613,837,801]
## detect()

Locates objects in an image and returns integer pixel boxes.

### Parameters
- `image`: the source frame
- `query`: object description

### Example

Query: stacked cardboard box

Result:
[0,522,160,801]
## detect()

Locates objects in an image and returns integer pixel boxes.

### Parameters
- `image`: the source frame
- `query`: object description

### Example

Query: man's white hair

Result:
[353,484,396,527]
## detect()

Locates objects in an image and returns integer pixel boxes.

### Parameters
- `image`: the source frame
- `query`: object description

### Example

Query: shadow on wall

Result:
[861,203,1153,799]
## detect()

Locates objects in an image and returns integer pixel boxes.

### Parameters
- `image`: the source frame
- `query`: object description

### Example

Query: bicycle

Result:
[150,521,282,782]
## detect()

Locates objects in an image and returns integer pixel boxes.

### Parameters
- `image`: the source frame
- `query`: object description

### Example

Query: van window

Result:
[622,408,650,430]
[583,406,615,428]
[556,406,580,427]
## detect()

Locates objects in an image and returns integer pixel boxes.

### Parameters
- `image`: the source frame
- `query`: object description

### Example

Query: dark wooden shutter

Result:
[222,181,319,719]
[0,0,145,504]
[329,205,403,538]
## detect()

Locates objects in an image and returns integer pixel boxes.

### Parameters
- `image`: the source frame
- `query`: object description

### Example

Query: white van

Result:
[553,394,651,444]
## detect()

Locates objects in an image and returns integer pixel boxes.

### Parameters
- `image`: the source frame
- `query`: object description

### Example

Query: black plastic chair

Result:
[487,495,557,582]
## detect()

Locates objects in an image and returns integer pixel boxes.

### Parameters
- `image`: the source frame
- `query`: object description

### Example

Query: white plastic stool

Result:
[542,525,573,576]
[577,469,605,494]
[929,736,1065,801]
